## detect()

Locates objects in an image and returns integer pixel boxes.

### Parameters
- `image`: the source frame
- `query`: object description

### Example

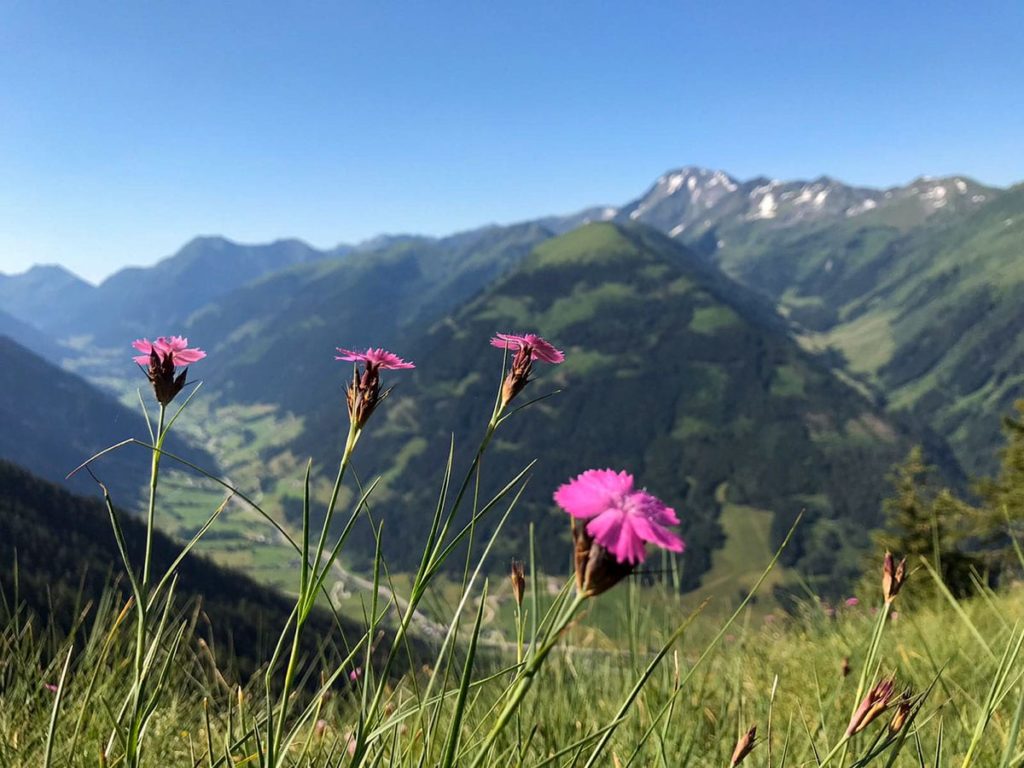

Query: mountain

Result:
[621,166,998,250]
[0,237,338,345]
[290,222,943,593]
[617,167,1018,474]
[0,308,68,363]
[0,460,353,673]
[186,222,556,409]
[789,185,1024,473]
[0,336,211,502]
[0,264,95,330]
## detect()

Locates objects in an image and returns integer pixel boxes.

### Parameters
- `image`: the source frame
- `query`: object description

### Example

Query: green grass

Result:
[5,561,1024,766]
[689,304,741,334]
[770,364,806,398]
[693,503,792,609]
[816,309,897,376]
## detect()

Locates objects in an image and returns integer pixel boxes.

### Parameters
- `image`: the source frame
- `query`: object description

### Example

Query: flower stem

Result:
[270,419,359,767]
[124,403,166,768]
[141,404,166,589]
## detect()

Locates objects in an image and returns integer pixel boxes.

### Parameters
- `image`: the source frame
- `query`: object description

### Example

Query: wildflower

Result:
[846,677,896,736]
[348,666,363,683]
[845,597,860,607]
[131,336,206,405]
[554,469,683,566]
[335,347,414,429]
[730,725,758,767]
[490,332,564,407]
[314,719,329,737]
[43,682,59,693]
[882,552,908,605]
[510,560,527,607]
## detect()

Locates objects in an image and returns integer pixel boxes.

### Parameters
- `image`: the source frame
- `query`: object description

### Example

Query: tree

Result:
[875,447,980,597]
[974,400,1024,578]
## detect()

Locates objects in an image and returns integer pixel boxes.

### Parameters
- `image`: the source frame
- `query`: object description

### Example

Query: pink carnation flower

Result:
[335,346,414,428]
[335,347,415,370]
[490,333,565,364]
[131,335,205,405]
[554,469,683,565]
[132,336,206,367]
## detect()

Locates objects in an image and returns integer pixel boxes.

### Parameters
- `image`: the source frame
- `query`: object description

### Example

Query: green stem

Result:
[142,404,167,589]
[817,733,853,768]
[271,420,359,767]
[125,403,166,767]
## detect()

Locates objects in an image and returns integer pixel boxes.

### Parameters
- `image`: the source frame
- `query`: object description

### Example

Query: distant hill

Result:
[0,264,94,329]
[632,175,1022,474]
[186,222,555,409]
[293,223,944,592]
[0,308,68,364]
[0,237,341,345]
[0,460,353,674]
[788,185,1024,473]
[0,336,211,502]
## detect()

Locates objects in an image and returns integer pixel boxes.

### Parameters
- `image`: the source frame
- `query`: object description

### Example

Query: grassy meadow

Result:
[3,337,1024,768]
[4,555,1024,766]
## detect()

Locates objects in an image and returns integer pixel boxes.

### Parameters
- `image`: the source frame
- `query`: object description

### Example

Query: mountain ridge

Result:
[303,221,943,593]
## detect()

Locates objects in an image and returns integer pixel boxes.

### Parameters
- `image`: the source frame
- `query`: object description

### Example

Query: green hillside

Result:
[0,460,354,673]
[707,185,1024,473]
[0,336,211,503]
[296,222,932,594]
[187,222,554,410]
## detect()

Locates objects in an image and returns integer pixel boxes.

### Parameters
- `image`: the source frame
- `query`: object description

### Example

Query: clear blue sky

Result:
[1,1,1022,282]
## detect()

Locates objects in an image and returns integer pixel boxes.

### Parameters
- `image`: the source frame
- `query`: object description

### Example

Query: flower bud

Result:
[847,677,896,736]
[730,725,758,766]
[510,560,527,607]
[882,552,908,605]
[572,519,633,597]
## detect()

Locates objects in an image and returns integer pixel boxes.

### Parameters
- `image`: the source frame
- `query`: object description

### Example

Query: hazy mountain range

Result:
[1,165,1020,597]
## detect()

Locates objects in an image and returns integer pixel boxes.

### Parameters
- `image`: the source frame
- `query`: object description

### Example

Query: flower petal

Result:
[587,509,648,564]
[554,469,633,519]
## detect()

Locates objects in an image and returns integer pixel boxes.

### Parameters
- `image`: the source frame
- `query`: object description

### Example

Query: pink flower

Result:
[335,347,415,370]
[554,469,683,565]
[489,333,565,364]
[335,346,414,428]
[349,666,363,682]
[44,683,59,693]
[491,333,563,407]
[845,597,860,607]
[132,336,206,367]
[131,335,205,405]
